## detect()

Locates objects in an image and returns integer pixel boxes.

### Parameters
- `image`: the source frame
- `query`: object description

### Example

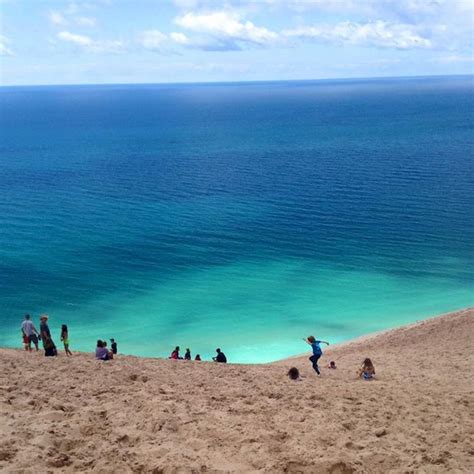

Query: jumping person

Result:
[303,336,329,376]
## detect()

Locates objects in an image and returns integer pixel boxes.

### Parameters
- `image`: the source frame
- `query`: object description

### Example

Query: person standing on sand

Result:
[40,314,57,357]
[21,314,39,352]
[303,336,329,376]
[110,338,117,355]
[60,324,72,356]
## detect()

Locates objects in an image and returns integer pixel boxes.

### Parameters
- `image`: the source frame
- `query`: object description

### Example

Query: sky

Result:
[0,0,473,86]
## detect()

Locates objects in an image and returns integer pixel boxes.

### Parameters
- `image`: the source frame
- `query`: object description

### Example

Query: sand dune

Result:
[1,308,473,473]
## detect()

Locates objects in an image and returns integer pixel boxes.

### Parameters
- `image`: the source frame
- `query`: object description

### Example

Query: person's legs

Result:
[309,354,321,375]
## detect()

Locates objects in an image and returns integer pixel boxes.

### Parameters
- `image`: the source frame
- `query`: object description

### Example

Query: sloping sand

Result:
[1,308,473,473]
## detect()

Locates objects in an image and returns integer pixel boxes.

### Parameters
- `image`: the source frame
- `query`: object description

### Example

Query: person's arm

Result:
[322,341,330,346]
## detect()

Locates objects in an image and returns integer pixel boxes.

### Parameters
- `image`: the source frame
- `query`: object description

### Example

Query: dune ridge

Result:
[1,307,473,473]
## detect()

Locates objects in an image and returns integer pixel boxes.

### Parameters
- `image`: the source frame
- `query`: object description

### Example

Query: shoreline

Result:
[4,306,472,365]
[274,305,473,364]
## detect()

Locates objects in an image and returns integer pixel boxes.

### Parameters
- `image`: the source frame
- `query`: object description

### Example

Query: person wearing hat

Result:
[39,314,57,357]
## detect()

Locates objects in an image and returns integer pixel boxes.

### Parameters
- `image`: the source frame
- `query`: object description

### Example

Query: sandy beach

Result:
[1,307,473,473]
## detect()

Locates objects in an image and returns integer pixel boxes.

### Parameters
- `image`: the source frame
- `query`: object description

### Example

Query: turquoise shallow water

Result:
[0,76,473,362]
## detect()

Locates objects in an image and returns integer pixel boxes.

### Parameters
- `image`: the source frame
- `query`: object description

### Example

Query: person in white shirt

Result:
[21,314,40,352]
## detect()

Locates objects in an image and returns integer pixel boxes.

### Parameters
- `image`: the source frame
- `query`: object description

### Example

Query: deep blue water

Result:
[1,76,473,362]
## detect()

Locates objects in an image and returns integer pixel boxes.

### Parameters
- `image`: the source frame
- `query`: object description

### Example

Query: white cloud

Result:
[57,31,124,53]
[49,11,68,26]
[175,11,278,48]
[58,30,93,46]
[76,16,97,27]
[170,32,189,45]
[0,35,13,56]
[284,21,431,49]
[139,30,168,51]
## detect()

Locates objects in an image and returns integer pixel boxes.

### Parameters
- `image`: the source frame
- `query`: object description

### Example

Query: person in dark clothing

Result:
[184,348,191,360]
[213,348,227,363]
[40,314,57,357]
[110,338,117,355]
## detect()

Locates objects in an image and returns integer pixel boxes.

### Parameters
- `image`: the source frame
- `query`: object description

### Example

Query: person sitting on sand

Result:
[287,367,303,381]
[303,335,329,376]
[21,314,40,352]
[358,358,375,380]
[327,361,337,369]
[169,346,182,360]
[184,348,191,360]
[195,354,201,361]
[213,348,227,363]
[40,314,57,357]
[60,324,72,356]
[95,340,113,361]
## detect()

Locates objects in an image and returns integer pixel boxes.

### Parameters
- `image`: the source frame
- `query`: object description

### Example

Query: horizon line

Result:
[1,72,473,89]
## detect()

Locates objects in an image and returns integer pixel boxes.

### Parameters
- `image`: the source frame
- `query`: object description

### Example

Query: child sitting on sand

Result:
[95,340,113,361]
[358,358,375,380]
[287,367,303,381]
[169,346,182,359]
[184,348,191,360]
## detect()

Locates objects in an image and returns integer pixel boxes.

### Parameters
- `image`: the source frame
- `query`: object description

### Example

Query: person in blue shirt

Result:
[303,335,329,375]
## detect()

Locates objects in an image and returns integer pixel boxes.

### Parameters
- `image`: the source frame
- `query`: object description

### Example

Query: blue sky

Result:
[1,0,473,85]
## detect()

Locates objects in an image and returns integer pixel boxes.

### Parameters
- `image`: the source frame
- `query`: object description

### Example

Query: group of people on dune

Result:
[20,314,117,360]
[287,335,376,381]
[20,315,374,379]
[168,346,227,363]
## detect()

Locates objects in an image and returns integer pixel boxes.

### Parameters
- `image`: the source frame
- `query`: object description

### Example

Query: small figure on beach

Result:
[287,367,303,381]
[358,358,375,380]
[96,340,113,361]
[184,348,191,360]
[40,314,57,357]
[194,354,201,361]
[327,361,337,369]
[110,338,117,355]
[22,333,29,351]
[213,348,227,363]
[60,324,72,356]
[21,314,39,352]
[169,346,182,360]
[303,336,329,376]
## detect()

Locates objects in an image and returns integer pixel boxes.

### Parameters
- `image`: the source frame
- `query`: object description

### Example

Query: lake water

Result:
[1,76,473,362]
